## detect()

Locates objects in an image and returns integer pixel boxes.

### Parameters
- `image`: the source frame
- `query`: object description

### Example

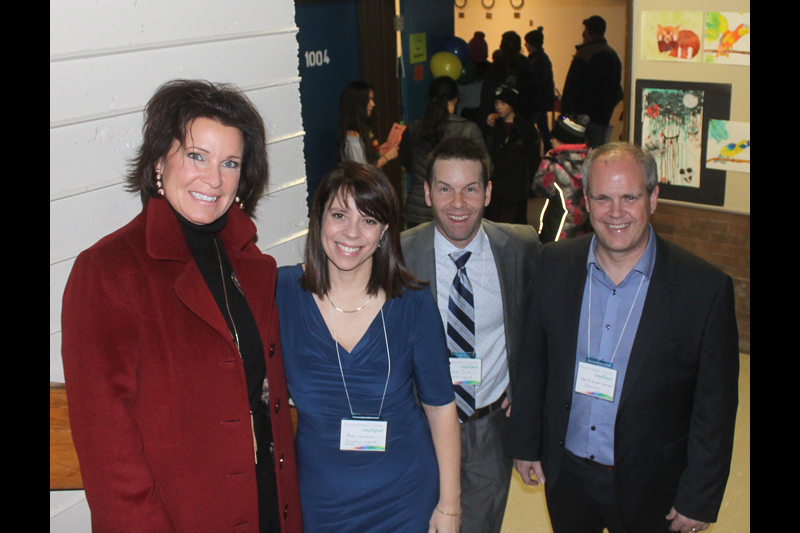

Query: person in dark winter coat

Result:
[478,32,538,131]
[560,16,623,147]
[484,84,541,225]
[401,76,487,228]
[524,27,556,153]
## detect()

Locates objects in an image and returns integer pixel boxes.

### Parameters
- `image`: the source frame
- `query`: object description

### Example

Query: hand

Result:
[487,113,498,127]
[501,397,511,417]
[428,506,461,533]
[666,507,710,532]
[383,145,399,162]
[513,459,545,486]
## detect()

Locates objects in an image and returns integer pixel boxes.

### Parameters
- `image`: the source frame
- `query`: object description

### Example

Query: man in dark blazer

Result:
[401,137,541,533]
[507,142,739,533]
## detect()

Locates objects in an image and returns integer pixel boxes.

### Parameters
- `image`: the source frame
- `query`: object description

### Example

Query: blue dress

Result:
[276,265,454,532]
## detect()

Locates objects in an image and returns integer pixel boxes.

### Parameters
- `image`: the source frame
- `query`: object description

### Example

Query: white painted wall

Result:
[49,1,307,529]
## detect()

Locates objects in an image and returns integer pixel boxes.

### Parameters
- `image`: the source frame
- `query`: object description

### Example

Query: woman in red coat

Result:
[61,80,301,532]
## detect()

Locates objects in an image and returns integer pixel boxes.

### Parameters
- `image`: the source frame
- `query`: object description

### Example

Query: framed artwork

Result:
[641,11,704,62]
[706,120,750,174]
[634,79,732,206]
[704,12,750,66]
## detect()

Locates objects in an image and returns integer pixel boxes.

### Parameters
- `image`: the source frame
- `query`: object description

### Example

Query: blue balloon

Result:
[440,36,470,63]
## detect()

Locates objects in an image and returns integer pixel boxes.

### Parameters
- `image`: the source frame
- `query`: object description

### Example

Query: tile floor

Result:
[499,353,751,532]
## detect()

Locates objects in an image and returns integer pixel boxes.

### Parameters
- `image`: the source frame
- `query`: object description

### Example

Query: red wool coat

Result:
[62,197,302,532]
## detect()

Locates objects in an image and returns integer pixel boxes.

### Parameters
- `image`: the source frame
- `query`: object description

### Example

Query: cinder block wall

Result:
[651,203,750,354]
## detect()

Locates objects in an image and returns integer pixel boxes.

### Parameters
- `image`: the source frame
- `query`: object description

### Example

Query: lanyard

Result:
[328,295,391,419]
[587,266,645,366]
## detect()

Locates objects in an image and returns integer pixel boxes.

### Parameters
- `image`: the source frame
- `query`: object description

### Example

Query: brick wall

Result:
[650,202,750,354]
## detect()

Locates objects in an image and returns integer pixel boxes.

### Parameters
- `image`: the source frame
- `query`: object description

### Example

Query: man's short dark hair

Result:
[583,15,607,37]
[425,137,491,188]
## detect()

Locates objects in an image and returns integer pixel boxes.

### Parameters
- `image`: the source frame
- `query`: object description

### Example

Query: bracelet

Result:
[435,506,462,516]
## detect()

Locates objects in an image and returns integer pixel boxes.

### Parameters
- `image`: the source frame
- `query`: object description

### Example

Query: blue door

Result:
[296,0,361,209]
[399,0,454,124]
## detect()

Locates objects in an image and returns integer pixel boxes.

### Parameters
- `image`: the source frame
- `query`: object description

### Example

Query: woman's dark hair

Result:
[337,81,378,164]
[125,79,268,217]
[419,76,459,145]
[301,162,423,298]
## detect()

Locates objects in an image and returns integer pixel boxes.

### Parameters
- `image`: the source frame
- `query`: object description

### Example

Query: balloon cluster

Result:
[430,36,476,85]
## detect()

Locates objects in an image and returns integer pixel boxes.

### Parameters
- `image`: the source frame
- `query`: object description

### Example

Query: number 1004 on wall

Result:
[304,50,331,67]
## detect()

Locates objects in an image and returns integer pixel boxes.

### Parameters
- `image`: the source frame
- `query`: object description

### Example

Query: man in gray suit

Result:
[401,137,541,533]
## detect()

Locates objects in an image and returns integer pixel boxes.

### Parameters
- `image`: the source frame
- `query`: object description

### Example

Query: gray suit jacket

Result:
[400,220,541,400]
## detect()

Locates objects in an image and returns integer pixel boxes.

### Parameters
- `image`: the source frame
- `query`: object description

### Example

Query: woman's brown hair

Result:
[125,79,268,217]
[301,162,423,298]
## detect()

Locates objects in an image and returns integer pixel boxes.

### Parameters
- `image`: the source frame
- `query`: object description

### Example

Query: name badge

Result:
[449,352,481,385]
[575,360,618,402]
[340,418,388,452]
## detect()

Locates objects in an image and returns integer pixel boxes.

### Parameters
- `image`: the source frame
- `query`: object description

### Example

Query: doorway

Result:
[295,0,402,208]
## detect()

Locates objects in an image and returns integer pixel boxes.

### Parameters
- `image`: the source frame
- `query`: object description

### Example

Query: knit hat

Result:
[552,114,589,144]
[469,32,488,63]
[525,27,544,49]
[494,84,520,111]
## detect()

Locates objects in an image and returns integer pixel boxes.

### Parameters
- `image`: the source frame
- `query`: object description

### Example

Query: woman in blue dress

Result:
[276,162,461,532]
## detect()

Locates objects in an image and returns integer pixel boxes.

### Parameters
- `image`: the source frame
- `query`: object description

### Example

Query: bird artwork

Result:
[705,12,751,65]
[706,120,751,174]
[719,140,750,162]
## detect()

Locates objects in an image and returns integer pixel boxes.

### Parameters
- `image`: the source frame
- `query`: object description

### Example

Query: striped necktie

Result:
[447,250,476,423]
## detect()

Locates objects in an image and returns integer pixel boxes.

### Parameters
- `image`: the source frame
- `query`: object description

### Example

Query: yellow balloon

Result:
[430,52,463,81]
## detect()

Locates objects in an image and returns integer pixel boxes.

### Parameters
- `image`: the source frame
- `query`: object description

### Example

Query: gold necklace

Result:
[214,237,258,464]
[328,296,371,313]
[214,238,240,352]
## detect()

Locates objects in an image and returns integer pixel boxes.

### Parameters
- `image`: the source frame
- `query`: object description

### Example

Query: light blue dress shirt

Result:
[564,225,657,465]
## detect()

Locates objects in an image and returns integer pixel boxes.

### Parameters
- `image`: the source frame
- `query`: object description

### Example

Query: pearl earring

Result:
[156,172,165,196]
[235,196,245,210]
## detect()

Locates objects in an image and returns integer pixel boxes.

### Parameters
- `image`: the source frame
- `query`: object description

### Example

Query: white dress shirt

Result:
[434,225,509,408]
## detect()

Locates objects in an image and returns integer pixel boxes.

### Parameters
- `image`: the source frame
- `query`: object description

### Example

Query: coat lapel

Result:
[483,221,515,327]
[174,261,234,347]
[146,198,259,350]
[406,223,438,299]
[618,234,675,409]
[561,240,592,398]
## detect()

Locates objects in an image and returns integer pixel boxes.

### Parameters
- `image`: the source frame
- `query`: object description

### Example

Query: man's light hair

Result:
[581,142,658,195]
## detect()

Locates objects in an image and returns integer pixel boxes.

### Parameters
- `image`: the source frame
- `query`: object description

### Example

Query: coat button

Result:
[279,453,285,469]
[284,504,289,519]
[269,343,276,358]
[275,398,281,414]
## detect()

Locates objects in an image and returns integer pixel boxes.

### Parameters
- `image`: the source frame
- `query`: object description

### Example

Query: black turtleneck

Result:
[173,208,280,532]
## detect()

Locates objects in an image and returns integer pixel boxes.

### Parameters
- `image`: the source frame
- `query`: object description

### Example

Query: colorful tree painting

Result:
[641,88,704,188]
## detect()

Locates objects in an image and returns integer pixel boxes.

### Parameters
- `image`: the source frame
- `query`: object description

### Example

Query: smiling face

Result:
[321,192,388,277]
[156,117,244,225]
[425,158,491,249]
[585,154,658,267]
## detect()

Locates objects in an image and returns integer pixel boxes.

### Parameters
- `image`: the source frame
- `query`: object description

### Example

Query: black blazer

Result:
[507,232,739,531]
